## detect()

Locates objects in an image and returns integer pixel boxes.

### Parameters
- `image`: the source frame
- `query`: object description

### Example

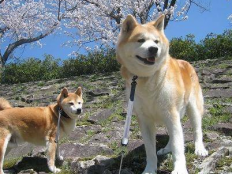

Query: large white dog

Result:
[116,14,208,174]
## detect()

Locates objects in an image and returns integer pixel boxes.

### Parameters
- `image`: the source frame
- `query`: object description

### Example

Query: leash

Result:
[55,107,62,144]
[119,75,138,174]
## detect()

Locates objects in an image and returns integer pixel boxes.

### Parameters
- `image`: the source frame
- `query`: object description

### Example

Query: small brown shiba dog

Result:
[0,87,83,174]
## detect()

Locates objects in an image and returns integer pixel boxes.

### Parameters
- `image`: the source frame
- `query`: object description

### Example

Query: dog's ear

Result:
[57,88,68,103]
[75,87,82,97]
[152,14,165,31]
[122,15,137,33]
[61,88,69,98]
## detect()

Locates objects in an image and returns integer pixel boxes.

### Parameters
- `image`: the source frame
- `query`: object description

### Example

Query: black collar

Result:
[58,107,71,119]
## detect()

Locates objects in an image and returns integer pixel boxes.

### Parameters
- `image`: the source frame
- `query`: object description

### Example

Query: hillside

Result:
[1,58,232,174]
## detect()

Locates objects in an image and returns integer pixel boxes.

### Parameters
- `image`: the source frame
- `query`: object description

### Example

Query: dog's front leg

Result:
[138,116,157,174]
[47,138,61,173]
[165,110,188,174]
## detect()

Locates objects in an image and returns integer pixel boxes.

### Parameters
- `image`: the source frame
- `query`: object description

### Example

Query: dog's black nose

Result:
[76,109,82,114]
[148,46,158,56]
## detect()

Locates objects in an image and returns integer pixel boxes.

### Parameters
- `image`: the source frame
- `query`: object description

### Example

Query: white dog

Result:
[116,14,208,174]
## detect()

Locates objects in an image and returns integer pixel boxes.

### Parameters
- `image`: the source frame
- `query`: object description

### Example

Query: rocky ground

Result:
[1,58,232,174]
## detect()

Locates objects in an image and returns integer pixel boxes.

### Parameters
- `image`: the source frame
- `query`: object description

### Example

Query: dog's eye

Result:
[138,39,145,43]
[78,102,81,105]
[69,102,74,105]
[154,40,159,44]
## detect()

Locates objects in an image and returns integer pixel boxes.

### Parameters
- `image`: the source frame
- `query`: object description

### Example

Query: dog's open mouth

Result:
[136,55,155,65]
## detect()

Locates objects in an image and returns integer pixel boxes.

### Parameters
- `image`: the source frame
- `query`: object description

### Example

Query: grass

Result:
[216,155,232,172]
[3,157,22,169]
[202,102,231,130]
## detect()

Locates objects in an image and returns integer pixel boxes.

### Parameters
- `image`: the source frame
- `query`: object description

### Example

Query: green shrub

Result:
[170,29,232,61]
[1,48,119,84]
[2,55,61,84]
[170,34,198,61]
[61,48,119,78]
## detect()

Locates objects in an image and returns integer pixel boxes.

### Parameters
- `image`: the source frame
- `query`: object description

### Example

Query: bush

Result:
[1,48,119,84]
[170,29,232,61]
[169,34,198,61]
[61,48,119,78]
[2,55,61,84]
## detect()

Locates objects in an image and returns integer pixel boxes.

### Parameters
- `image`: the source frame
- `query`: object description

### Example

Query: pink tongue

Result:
[147,58,155,62]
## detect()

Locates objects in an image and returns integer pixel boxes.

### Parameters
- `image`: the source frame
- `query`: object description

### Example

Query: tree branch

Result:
[0,27,9,38]
[164,0,176,29]
[0,0,4,4]
[1,23,58,66]
[190,0,209,12]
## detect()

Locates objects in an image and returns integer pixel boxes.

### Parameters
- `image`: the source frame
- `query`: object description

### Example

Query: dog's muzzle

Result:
[136,55,156,65]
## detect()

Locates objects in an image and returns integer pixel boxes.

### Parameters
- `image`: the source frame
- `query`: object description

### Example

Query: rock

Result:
[205,89,232,98]
[88,109,113,124]
[199,147,229,174]
[211,77,232,84]
[205,132,219,140]
[18,169,38,174]
[68,125,102,142]
[6,143,44,160]
[86,89,110,97]
[213,123,232,136]
[224,106,232,114]
[60,143,113,159]
[71,156,115,174]
[93,155,115,167]
[71,159,95,174]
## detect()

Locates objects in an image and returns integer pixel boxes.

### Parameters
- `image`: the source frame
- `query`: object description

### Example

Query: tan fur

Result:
[117,15,207,174]
[0,98,12,111]
[0,87,83,174]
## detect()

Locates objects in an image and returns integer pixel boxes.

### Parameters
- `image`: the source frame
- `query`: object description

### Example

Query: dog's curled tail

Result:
[0,97,12,111]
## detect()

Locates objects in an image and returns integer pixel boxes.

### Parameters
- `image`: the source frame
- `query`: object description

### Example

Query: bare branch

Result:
[0,0,4,4]
[1,23,58,66]
[190,0,210,12]
[164,0,177,29]
[0,27,9,38]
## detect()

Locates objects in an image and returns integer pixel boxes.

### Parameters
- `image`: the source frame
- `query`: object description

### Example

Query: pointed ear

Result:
[122,15,137,33]
[61,87,69,98]
[75,87,82,97]
[153,14,165,31]
[57,88,68,103]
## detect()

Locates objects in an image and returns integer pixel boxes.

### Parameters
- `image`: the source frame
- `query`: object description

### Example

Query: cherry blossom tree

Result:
[0,0,60,67]
[229,14,232,23]
[62,0,209,53]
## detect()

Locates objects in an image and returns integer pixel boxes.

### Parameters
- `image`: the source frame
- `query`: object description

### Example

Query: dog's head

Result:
[57,87,83,119]
[116,15,169,77]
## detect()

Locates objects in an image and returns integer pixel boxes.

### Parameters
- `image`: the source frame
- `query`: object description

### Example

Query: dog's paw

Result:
[49,166,61,173]
[54,167,61,173]
[171,168,188,174]
[195,145,208,156]
[57,155,64,161]
[157,148,171,156]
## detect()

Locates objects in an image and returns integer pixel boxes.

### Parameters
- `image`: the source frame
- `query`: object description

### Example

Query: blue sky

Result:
[14,0,232,60]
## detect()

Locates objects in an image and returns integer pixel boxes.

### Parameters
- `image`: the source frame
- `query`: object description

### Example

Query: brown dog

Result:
[0,87,83,174]
[116,15,208,174]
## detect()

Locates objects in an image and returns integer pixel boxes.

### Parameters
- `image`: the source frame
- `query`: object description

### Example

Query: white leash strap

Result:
[119,75,138,174]
[121,100,134,145]
[55,108,62,144]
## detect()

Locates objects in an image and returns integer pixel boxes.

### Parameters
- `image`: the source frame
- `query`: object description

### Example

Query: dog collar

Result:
[58,107,70,119]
